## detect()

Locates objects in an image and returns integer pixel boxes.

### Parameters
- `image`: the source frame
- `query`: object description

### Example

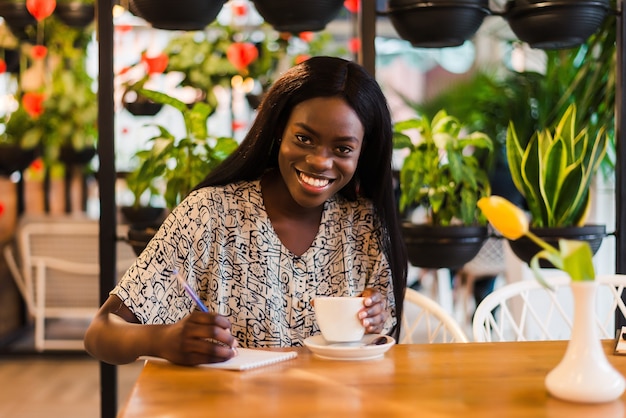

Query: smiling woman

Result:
[84,56,408,368]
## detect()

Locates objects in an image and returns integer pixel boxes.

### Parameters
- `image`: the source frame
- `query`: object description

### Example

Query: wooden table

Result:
[118,340,626,417]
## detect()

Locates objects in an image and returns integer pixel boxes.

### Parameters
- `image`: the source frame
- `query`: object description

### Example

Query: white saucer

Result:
[303,334,395,361]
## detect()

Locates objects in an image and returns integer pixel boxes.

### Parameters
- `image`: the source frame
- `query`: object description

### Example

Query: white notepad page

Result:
[200,348,298,371]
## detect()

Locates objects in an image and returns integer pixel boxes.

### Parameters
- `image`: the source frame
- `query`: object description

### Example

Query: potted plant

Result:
[505,103,608,266]
[124,88,238,255]
[393,109,494,269]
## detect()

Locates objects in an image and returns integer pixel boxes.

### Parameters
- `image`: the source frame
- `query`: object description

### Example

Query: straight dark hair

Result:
[195,56,407,339]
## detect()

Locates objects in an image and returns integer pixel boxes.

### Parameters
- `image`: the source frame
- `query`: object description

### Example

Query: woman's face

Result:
[278,96,364,209]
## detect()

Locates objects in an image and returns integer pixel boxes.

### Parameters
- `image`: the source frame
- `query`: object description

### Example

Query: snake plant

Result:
[506,103,608,227]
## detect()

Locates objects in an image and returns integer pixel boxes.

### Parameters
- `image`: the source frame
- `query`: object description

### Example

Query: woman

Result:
[85,56,407,366]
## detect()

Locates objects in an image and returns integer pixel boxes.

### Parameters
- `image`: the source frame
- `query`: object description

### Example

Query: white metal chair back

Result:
[472,274,626,342]
[400,288,469,344]
[3,215,136,351]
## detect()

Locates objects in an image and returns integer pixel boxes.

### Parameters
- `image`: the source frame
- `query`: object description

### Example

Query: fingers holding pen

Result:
[173,311,239,365]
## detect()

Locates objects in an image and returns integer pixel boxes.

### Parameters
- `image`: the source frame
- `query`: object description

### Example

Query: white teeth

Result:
[300,172,330,188]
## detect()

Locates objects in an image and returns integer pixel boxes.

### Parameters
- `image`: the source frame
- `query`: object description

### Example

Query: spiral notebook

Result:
[200,348,298,371]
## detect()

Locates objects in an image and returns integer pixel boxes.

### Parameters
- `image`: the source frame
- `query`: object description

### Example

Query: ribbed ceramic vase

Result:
[545,281,625,403]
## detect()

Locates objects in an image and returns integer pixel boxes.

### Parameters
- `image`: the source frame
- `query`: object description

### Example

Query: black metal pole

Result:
[96,0,118,416]
[616,1,626,329]
[358,0,376,76]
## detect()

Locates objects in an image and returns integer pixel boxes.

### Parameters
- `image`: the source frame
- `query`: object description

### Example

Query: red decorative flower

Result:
[118,66,132,76]
[232,120,245,131]
[232,3,247,17]
[141,53,168,74]
[0,59,6,74]
[344,0,360,13]
[22,92,45,118]
[299,32,315,43]
[116,24,133,33]
[295,54,310,65]
[348,37,361,54]
[26,0,56,22]
[226,42,259,72]
[30,158,44,172]
[31,45,48,60]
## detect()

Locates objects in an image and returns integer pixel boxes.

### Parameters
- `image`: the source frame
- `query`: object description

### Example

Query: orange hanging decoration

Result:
[348,37,361,54]
[30,45,48,60]
[226,43,259,72]
[22,92,46,118]
[26,0,56,21]
[141,53,169,74]
[344,0,360,13]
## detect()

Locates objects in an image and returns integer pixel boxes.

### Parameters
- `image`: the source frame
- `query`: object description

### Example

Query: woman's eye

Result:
[295,134,312,144]
[337,145,353,154]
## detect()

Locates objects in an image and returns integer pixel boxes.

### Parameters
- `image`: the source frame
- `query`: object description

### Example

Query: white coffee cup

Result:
[313,296,365,343]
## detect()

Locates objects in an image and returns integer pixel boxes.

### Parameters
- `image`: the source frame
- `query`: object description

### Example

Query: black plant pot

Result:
[507,224,606,268]
[251,0,344,33]
[0,0,37,40]
[129,0,226,31]
[402,223,489,269]
[385,0,490,48]
[124,100,163,117]
[504,0,610,49]
[127,224,159,257]
[59,145,96,166]
[0,144,38,176]
[4,48,20,74]
[121,205,165,229]
[54,2,95,28]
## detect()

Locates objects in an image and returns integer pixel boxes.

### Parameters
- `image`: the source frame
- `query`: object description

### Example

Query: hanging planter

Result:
[0,0,37,40]
[503,0,610,49]
[251,0,344,33]
[384,0,491,48]
[58,145,96,166]
[54,1,95,28]
[0,144,38,176]
[507,225,606,268]
[128,0,226,31]
[402,223,489,269]
[4,48,20,74]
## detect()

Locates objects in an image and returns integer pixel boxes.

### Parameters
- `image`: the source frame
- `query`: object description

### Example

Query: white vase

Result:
[545,281,626,403]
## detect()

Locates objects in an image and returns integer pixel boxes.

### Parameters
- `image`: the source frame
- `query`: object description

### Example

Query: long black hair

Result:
[195,56,407,339]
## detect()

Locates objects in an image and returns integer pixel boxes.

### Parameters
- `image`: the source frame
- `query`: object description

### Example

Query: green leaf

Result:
[559,239,595,281]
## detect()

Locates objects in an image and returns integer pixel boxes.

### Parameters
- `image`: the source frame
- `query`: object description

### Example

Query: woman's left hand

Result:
[358,288,387,334]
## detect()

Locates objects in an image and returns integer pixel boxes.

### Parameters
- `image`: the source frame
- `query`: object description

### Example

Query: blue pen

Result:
[174,269,209,312]
[174,270,238,353]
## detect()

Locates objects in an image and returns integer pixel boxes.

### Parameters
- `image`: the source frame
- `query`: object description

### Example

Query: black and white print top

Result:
[112,179,395,347]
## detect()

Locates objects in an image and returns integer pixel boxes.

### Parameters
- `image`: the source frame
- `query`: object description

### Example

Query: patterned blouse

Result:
[112,179,395,347]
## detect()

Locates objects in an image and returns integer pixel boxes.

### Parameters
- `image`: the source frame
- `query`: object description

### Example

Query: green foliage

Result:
[1,16,97,162]
[393,110,493,226]
[126,88,238,210]
[507,104,608,227]
[399,15,616,178]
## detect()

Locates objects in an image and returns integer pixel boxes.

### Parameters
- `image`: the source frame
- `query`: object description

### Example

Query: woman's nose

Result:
[306,148,333,169]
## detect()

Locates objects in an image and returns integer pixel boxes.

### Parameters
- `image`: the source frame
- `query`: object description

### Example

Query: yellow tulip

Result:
[477,196,529,240]
[477,195,595,286]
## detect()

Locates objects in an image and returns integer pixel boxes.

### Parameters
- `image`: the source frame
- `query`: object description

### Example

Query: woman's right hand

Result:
[160,311,238,366]
[84,295,238,366]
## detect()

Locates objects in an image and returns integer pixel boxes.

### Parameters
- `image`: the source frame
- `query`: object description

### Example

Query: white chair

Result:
[3,215,136,351]
[400,288,469,344]
[472,274,626,342]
